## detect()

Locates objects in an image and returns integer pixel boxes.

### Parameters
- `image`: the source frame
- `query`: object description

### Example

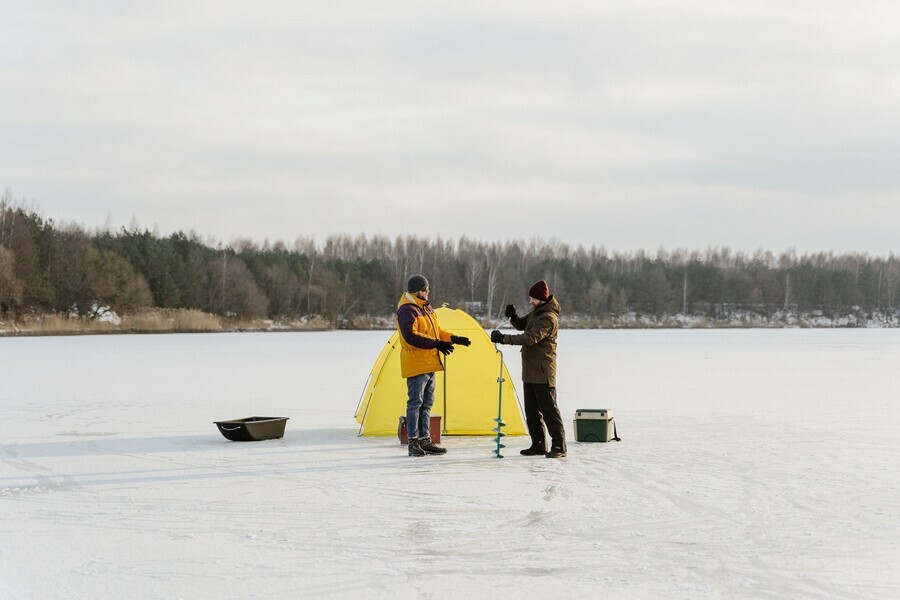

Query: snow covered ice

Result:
[2,329,899,599]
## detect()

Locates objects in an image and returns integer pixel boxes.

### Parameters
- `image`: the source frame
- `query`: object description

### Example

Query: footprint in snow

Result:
[542,484,571,501]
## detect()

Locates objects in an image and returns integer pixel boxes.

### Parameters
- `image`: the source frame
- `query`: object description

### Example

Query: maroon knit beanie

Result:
[528,279,550,301]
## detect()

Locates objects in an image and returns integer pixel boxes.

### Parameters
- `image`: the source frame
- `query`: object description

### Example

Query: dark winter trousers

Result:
[522,382,566,452]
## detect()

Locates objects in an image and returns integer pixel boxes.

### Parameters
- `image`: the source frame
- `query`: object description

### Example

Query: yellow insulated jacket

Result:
[396,292,453,378]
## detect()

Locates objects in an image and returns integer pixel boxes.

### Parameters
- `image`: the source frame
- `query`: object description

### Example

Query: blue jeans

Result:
[406,372,436,440]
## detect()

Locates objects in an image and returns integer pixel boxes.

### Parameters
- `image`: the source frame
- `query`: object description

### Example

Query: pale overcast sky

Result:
[2,1,899,253]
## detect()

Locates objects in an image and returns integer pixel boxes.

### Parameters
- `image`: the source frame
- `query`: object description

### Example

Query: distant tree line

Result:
[1,194,899,326]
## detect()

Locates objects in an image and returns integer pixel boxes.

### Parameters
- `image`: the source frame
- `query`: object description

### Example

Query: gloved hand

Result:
[451,335,471,346]
[435,341,455,355]
[504,304,517,319]
[490,330,505,344]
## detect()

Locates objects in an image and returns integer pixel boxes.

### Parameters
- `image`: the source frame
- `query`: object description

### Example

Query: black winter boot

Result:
[520,444,546,456]
[545,446,567,458]
[408,438,425,457]
[419,437,447,455]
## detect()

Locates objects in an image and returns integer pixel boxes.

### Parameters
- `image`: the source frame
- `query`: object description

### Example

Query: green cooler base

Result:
[574,409,615,442]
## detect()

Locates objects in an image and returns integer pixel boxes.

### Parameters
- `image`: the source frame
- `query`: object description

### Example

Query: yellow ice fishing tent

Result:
[355,307,526,436]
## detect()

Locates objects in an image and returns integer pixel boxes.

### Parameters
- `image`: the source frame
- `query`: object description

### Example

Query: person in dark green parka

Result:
[491,279,567,458]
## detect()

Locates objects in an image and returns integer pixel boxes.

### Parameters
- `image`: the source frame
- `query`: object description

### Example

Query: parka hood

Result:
[535,295,561,317]
[398,292,428,310]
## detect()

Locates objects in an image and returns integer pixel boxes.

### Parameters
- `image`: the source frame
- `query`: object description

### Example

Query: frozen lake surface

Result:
[2,329,899,599]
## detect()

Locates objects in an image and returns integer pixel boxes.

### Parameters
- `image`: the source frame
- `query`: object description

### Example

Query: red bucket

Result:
[397,415,442,444]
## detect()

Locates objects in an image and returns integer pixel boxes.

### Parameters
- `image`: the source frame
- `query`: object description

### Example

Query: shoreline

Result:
[2,307,897,337]
[2,321,898,338]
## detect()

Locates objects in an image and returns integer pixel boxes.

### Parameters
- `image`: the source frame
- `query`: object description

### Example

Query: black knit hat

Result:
[406,274,429,293]
[529,279,550,301]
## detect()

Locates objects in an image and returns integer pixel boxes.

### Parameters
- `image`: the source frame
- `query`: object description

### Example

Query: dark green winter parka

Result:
[505,296,560,387]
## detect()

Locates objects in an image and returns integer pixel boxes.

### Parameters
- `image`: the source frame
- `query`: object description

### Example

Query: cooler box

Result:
[573,409,615,442]
[398,415,442,444]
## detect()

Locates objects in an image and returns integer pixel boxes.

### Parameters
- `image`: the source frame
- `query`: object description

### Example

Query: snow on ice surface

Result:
[1,330,899,599]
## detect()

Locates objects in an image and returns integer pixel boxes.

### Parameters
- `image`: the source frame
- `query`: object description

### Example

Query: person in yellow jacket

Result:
[397,274,471,457]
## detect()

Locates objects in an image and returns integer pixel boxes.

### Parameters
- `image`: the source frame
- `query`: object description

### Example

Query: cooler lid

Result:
[575,409,613,420]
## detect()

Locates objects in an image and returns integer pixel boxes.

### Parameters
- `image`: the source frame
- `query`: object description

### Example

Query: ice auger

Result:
[492,344,506,458]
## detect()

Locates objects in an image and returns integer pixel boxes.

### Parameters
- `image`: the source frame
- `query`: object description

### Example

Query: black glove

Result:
[451,335,471,347]
[435,341,455,355]
[490,330,505,344]
[504,304,517,319]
